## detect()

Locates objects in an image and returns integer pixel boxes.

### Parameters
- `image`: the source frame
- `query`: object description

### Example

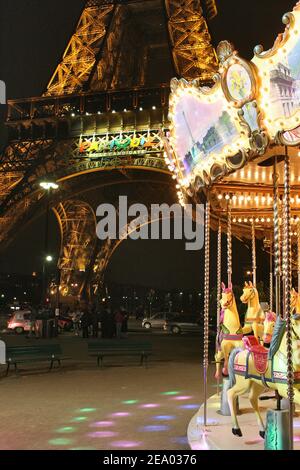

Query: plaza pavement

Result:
[0,330,215,450]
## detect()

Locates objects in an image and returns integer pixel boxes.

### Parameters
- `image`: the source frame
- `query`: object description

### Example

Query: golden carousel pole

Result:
[269,242,273,313]
[298,222,300,294]
[273,157,282,319]
[251,220,257,286]
[203,198,211,427]
[227,200,232,286]
[283,146,294,450]
[216,220,222,396]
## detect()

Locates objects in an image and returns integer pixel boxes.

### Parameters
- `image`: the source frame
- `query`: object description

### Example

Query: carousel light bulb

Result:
[255,218,259,223]
[225,194,230,200]
[261,218,265,222]
[267,218,271,223]
[233,218,237,223]
[218,194,223,200]
[247,196,251,201]
[238,218,242,223]
[261,196,266,204]
[244,218,248,223]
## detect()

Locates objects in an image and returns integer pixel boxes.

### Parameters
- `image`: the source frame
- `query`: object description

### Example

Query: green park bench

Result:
[5,343,67,375]
[88,340,153,368]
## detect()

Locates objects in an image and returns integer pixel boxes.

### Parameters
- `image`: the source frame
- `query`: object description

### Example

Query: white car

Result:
[7,310,32,334]
[142,312,179,330]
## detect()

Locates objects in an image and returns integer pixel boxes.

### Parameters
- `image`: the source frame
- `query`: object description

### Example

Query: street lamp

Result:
[39,179,59,306]
[40,181,59,190]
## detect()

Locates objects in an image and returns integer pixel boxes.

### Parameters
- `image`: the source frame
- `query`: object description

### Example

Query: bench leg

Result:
[14,363,18,374]
[50,359,62,371]
[6,362,10,376]
[140,354,144,366]
[144,355,148,369]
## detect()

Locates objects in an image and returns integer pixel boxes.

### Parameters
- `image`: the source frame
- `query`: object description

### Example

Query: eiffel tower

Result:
[1,0,218,302]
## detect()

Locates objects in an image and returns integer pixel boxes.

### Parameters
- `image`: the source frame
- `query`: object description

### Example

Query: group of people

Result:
[72,303,128,339]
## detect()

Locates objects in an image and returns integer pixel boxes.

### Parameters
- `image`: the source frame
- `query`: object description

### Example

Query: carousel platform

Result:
[187,392,300,450]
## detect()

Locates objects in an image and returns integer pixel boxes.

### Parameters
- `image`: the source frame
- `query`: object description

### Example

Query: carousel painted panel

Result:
[167,78,250,192]
[252,2,300,145]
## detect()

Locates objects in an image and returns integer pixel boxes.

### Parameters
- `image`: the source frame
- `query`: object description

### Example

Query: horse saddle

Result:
[243,336,269,374]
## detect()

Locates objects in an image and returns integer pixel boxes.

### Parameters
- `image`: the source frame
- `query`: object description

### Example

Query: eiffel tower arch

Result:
[1,0,218,303]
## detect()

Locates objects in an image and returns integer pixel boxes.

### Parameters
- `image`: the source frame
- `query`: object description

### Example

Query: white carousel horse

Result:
[215,282,243,379]
[241,281,265,341]
[227,309,300,438]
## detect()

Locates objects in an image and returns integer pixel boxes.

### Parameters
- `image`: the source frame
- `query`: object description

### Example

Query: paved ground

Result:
[0,328,215,450]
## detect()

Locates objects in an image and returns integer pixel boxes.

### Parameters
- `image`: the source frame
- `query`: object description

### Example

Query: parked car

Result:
[7,310,31,334]
[164,315,203,335]
[142,312,179,330]
[7,310,73,335]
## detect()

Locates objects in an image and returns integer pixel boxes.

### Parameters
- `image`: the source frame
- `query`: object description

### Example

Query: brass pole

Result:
[269,245,273,313]
[273,157,282,319]
[251,220,257,286]
[203,199,210,427]
[216,220,222,396]
[227,200,232,286]
[298,222,300,294]
[283,146,294,449]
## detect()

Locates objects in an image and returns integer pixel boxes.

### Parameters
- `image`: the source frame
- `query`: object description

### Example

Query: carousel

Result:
[165,2,300,451]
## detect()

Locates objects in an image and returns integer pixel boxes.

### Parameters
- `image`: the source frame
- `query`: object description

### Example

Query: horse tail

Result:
[228,348,243,389]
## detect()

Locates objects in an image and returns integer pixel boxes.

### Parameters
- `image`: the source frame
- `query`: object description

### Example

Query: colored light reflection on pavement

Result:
[109,412,131,418]
[48,389,199,450]
[171,436,189,445]
[77,408,97,413]
[48,438,74,446]
[56,427,76,434]
[152,415,176,421]
[111,440,142,448]
[172,396,193,401]
[178,404,200,410]
[70,416,88,422]
[139,425,170,432]
[89,421,115,428]
[87,431,118,439]
[139,403,160,409]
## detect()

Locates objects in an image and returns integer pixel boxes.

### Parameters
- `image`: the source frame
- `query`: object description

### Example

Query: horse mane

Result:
[268,316,286,360]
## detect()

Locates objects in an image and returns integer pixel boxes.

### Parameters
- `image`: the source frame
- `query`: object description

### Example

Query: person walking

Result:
[81,303,90,339]
[114,309,124,339]
[27,306,37,338]
[91,305,99,338]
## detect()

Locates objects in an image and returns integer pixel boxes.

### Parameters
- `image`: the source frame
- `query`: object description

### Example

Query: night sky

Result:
[0,0,293,290]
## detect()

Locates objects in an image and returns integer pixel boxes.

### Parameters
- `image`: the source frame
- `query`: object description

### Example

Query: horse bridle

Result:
[223,293,234,308]
[243,288,256,302]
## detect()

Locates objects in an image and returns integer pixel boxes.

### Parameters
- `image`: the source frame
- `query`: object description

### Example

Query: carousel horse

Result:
[262,311,277,345]
[215,282,243,379]
[291,287,300,314]
[241,281,265,341]
[227,311,300,438]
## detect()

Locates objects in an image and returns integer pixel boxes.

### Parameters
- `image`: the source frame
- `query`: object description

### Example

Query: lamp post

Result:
[39,180,59,306]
